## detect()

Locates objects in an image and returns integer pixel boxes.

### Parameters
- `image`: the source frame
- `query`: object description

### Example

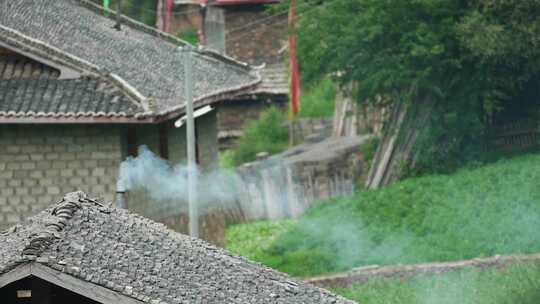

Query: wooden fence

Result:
[489,119,539,151]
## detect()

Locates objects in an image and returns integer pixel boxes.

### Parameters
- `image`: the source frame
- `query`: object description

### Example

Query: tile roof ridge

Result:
[152,66,263,118]
[77,0,254,71]
[21,191,109,258]
[0,24,102,76]
[0,25,151,115]
[107,73,152,113]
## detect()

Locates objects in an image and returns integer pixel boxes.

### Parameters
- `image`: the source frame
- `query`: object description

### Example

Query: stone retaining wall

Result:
[305,253,540,289]
[291,118,333,144]
[231,136,370,221]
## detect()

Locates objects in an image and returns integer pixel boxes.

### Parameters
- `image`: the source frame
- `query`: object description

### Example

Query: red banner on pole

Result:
[288,0,301,118]
[164,0,174,32]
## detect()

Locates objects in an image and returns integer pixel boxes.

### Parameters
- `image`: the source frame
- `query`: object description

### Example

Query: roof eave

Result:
[0,263,143,304]
[150,70,263,123]
[0,115,154,124]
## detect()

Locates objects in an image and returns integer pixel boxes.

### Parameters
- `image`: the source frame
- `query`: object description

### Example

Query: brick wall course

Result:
[0,125,122,230]
[224,6,288,65]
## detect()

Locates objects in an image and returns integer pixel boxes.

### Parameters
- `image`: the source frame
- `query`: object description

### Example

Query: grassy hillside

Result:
[334,262,540,304]
[226,154,540,276]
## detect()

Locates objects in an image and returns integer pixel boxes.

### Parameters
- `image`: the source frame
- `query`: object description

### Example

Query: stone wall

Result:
[291,118,334,144]
[159,212,226,247]
[305,252,540,289]
[232,136,370,221]
[224,5,288,65]
[168,4,203,40]
[0,125,122,230]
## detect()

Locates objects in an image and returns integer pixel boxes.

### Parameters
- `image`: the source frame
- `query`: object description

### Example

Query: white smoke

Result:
[118,145,238,212]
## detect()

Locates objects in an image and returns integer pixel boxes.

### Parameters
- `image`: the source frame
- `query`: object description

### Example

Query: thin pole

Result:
[183,45,199,238]
[114,1,122,31]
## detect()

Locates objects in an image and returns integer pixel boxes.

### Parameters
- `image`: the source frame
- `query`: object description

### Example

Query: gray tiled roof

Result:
[0,0,260,118]
[0,77,142,118]
[0,192,355,304]
[0,54,60,79]
[250,63,288,95]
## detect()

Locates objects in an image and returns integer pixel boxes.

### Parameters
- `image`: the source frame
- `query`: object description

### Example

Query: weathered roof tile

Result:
[0,192,355,304]
[0,0,261,119]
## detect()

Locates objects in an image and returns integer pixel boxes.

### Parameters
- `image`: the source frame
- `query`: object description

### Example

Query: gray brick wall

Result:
[0,125,122,230]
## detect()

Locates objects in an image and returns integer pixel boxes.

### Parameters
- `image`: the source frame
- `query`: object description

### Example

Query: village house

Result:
[0,0,262,232]
[158,0,289,149]
[0,191,354,304]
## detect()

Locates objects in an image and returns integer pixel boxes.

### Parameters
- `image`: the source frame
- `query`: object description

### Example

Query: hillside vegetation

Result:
[334,261,540,304]
[226,154,540,276]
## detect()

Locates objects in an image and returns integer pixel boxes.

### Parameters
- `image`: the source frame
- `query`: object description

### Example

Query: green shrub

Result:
[360,137,380,167]
[230,107,288,166]
[226,153,540,276]
[225,220,295,262]
[218,150,235,170]
[298,77,337,118]
[177,28,198,45]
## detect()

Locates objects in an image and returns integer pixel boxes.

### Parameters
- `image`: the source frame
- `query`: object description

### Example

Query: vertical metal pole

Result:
[183,46,199,238]
[114,0,122,31]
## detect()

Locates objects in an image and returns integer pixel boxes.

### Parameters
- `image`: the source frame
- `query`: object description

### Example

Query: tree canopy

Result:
[280,0,540,173]
[291,0,540,107]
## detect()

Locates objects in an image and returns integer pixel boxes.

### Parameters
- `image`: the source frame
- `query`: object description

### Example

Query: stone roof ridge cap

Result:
[21,191,104,258]
[155,67,262,117]
[0,24,102,76]
[107,73,152,112]
[77,0,255,72]
[196,46,253,71]
[77,0,191,46]
[252,62,266,70]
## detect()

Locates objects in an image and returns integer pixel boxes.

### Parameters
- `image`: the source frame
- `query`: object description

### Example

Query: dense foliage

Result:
[226,153,540,276]
[229,107,289,166]
[298,77,336,118]
[279,0,540,173]
[335,262,540,304]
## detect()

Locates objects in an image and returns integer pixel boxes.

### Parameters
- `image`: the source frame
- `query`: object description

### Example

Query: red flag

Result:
[164,0,174,32]
[288,0,301,118]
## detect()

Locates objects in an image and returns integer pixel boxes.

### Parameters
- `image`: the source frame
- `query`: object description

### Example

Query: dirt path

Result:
[304,252,540,288]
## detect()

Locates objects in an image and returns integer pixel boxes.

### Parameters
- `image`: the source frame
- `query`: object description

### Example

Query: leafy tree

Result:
[280,0,540,173]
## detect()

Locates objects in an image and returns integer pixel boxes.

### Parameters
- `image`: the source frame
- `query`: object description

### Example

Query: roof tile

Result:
[0,192,355,304]
[0,0,260,116]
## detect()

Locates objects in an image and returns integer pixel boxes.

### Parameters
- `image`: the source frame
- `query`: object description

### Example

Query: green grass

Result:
[225,220,296,262]
[225,154,540,276]
[334,262,540,304]
[298,77,337,118]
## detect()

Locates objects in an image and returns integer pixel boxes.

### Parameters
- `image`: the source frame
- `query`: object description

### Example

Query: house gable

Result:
[0,46,62,80]
[0,43,82,80]
[0,264,140,304]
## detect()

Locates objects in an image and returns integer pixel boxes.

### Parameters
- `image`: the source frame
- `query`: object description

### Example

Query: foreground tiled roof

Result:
[0,192,355,304]
[0,0,260,120]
